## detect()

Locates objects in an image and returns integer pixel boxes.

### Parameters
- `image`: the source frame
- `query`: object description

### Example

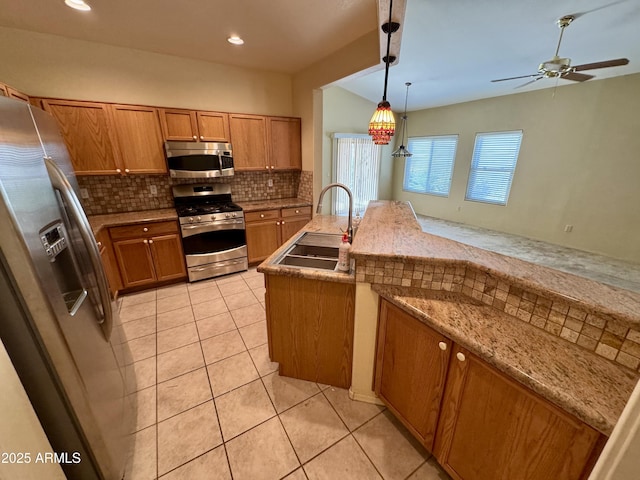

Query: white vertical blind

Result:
[466,130,523,205]
[403,135,458,196]
[331,134,381,215]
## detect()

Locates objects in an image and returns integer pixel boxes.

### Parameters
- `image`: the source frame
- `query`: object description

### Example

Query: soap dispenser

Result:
[337,233,351,272]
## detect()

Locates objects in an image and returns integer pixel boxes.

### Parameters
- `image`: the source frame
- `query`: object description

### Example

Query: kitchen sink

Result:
[275,232,345,272]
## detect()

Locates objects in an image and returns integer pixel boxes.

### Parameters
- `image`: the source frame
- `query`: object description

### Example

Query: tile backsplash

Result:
[355,257,640,372]
[78,171,303,215]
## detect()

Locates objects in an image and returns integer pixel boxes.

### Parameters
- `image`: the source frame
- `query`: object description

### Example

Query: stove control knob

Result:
[225,213,231,218]
[188,217,194,223]
[197,216,202,222]
[232,212,237,218]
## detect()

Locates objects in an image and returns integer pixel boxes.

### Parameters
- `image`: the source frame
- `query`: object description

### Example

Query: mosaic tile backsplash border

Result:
[355,257,640,372]
[78,171,302,215]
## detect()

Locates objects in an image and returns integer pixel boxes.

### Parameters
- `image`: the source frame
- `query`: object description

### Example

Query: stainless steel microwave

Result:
[165,141,234,178]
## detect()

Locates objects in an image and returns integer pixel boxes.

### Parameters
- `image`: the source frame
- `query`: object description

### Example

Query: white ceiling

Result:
[0,0,638,111]
[340,0,640,110]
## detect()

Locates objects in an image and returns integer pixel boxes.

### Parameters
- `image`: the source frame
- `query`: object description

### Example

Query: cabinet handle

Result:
[148,239,154,244]
[260,214,265,218]
[438,342,447,351]
[125,168,130,173]
[143,227,149,232]
[116,168,121,173]
[193,135,197,140]
[456,352,466,362]
[143,239,148,244]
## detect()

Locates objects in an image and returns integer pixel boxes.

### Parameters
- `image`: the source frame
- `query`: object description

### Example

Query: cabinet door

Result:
[246,220,281,263]
[113,238,156,289]
[159,108,198,141]
[229,114,268,171]
[267,117,301,170]
[375,300,451,451]
[196,111,230,142]
[434,345,601,480]
[42,99,121,175]
[96,229,122,296]
[280,216,310,243]
[149,234,187,281]
[109,105,166,174]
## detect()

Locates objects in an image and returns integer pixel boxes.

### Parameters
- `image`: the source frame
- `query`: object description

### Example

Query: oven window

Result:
[181,229,246,255]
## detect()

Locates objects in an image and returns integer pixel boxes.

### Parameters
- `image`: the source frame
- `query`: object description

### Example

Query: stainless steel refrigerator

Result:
[0,96,135,479]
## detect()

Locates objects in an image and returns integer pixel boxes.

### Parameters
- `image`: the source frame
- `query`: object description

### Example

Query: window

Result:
[466,130,523,205]
[331,134,381,215]
[402,135,458,196]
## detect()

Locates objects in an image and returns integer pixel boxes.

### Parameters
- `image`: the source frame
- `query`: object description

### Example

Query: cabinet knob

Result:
[271,165,275,169]
[260,214,265,218]
[276,221,280,225]
[193,135,197,140]
[116,168,121,173]
[295,209,300,214]
[143,239,148,244]
[438,342,447,351]
[265,166,269,170]
[200,135,204,140]
[97,241,102,248]
[456,352,466,362]
[125,168,130,173]
[143,227,149,232]
[281,221,285,225]
[148,239,153,244]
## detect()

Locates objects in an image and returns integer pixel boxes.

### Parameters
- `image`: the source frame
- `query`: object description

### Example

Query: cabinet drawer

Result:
[109,220,178,240]
[281,206,311,218]
[245,210,280,222]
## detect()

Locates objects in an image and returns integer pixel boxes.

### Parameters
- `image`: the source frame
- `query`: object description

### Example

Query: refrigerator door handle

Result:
[44,157,113,340]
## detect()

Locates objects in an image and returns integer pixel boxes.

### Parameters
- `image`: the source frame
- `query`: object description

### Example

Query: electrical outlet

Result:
[267,179,273,187]
[564,224,573,233]
[79,188,89,199]
[150,185,158,195]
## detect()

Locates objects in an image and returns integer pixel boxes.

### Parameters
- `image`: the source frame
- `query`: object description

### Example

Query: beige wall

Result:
[321,86,394,213]
[392,73,640,262]
[0,27,293,115]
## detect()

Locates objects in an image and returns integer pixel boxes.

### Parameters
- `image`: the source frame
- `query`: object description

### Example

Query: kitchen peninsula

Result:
[259,200,640,480]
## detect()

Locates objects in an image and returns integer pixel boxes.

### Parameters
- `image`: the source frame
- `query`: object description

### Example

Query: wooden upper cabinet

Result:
[42,99,121,175]
[267,116,301,170]
[375,300,451,451]
[159,108,198,141]
[196,111,230,142]
[229,114,268,171]
[159,108,230,143]
[434,344,601,480]
[0,84,8,97]
[6,86,30,103]
[109,105,167,174]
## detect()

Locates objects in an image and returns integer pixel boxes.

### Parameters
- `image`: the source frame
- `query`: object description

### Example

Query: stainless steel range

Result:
[173,184,248,282]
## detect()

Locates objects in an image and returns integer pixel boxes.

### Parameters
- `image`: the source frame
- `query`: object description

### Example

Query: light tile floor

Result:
[120,268,451,480]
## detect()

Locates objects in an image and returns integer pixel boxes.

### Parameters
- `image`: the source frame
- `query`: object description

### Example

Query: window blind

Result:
[332,134,381,215]
[466,131,523,205]
[403,135,458,196]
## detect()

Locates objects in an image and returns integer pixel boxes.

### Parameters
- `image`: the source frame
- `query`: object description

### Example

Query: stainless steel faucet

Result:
[316,182,353,243]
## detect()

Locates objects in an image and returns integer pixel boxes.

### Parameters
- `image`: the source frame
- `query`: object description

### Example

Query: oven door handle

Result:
[181,221,245,237]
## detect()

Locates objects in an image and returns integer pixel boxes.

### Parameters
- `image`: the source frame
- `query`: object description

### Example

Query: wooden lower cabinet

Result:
[376,299,603,480]
[434,344,601,480]
[110,221,186,290]
[265,274,355,388]
[375,300,451,451]
[96,229,122,296]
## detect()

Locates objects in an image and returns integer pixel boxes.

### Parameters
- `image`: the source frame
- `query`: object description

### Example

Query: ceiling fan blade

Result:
[491,73,540,83]
[563,72,595,82]
[515,76,544,89]
[573,58,629,71]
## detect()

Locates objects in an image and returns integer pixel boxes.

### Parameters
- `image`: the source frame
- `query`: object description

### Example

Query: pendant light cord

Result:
[401,82,410,142]
[382,0,393,102]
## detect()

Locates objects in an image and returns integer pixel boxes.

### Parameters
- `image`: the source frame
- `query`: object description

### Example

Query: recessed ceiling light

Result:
[227,36,244,46]
[65,0,91,11]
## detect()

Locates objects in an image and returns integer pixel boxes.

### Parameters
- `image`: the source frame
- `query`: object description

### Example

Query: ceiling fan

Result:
[491,15,629,88]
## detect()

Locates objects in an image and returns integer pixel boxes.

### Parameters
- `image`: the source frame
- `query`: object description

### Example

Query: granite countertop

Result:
[237,198,311,212]
[373,285,639,436]
[351,201,640,328]
[88,208,178,235]
[257,214,355,284]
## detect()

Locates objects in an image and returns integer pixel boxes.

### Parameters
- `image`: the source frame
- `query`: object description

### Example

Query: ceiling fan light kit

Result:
[369,0,397,145]
[491,14,629,88]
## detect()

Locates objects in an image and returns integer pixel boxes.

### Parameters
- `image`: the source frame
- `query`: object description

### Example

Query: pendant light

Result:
[392,82,412,157]
[368,0,398,145]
